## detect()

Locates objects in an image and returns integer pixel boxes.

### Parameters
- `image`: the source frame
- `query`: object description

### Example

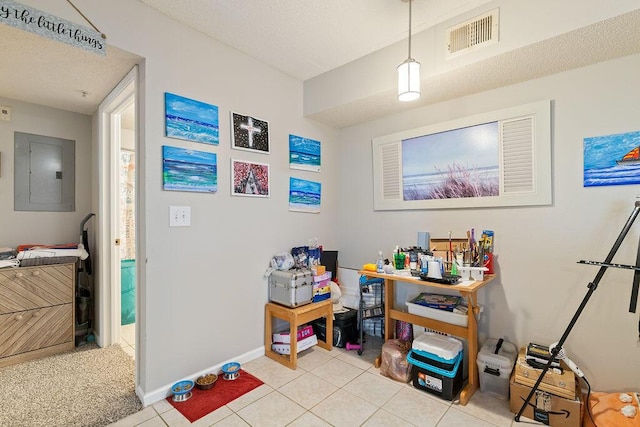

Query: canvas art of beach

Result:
[402,122,499,201]
[162,145,217,193]
[584,130,640,187]
[165,92,219,145]
[289,177,321,213]
[289,134,321,172]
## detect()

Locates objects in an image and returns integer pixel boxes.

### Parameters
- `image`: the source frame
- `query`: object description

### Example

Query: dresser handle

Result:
[15,314,23,321]
[15,272,23,279]
[33,271,40,277]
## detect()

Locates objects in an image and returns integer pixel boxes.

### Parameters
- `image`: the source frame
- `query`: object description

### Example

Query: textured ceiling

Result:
[306,10,640,128]
[0,23,140,116]
[138,0,493,80]
[2,1,640,128]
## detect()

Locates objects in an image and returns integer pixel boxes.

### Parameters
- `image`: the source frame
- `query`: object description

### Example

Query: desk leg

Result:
[384,278,394,341]
[289,318,298,370]
[459,292,479,405]
[265,306,272,356]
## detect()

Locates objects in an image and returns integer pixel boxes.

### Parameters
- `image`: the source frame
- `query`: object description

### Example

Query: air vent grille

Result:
[447,9,499,56]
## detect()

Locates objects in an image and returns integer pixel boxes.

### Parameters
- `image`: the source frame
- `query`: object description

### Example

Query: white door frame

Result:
[97,66,138,348]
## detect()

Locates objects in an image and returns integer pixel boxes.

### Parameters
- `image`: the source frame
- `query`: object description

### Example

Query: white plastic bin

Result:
[476,338,517,400]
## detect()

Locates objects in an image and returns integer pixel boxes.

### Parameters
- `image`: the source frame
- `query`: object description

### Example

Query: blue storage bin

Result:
[407,347,463,400]
[121,259,136,325]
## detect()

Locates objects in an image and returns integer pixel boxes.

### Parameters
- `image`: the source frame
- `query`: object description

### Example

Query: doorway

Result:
[118,102,137,359]
[97,66,139,376]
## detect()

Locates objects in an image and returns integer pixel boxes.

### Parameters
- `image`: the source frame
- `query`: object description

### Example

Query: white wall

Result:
[12,0,339,398]
[0,97,92,246]
[336,54,640,392]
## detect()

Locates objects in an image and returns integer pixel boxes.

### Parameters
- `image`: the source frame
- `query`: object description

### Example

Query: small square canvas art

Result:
[289,177,321,213]
[165,92,219,145]
[231,159,270,197]
[162,145,217,193]
[289,134,321,172]
[231,112,269,153]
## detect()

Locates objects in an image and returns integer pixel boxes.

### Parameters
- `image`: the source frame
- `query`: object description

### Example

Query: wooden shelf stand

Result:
[358,270,496,405]
[264,299,333,369]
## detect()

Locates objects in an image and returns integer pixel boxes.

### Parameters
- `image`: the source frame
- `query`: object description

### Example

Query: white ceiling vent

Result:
[447,9,499,57]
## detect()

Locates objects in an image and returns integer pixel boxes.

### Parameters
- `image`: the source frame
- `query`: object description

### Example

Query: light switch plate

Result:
[0,106,11,121]
[169,205,191,227]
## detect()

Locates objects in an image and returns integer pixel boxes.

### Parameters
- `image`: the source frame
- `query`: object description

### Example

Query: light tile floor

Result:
[121,323,136,359]
[111,335,540,427]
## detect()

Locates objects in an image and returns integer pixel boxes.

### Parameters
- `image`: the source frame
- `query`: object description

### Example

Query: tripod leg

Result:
[629,233,640,313]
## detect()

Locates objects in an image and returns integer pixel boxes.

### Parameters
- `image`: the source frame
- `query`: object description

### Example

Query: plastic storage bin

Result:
[407,332,464,400]
[121,259,136,325]
[477,338,517,400]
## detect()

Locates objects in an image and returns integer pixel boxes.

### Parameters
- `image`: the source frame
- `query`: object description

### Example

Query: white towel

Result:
[0,259,20,269]
[17,244,89,260]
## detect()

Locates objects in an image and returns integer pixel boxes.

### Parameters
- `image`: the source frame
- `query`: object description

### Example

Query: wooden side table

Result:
[264,299,333,369]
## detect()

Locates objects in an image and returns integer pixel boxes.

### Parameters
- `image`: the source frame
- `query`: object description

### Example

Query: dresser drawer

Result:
[0,304,74,358]
[0,264,74,315]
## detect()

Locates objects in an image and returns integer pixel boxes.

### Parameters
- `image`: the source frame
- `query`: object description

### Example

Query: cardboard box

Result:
[515,347,576,399]
[311,265,326,276]
[271,334,318,355]
[510,371,583,427]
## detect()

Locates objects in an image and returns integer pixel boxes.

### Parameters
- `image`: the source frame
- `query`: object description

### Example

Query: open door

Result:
[96,66,138,350]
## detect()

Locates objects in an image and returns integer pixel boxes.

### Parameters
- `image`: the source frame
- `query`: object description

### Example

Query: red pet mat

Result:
[167,369,264,423]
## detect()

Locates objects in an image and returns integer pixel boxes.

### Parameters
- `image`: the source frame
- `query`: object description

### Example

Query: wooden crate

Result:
[514,347,576,399]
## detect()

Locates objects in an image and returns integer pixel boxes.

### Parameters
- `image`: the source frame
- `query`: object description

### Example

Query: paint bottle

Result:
[376,251,384,273]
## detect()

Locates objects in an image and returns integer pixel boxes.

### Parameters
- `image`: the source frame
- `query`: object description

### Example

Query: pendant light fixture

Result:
[397,0,421,101]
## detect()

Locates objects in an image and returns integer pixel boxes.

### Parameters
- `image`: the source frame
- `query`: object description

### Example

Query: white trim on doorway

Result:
[97,65,139,384]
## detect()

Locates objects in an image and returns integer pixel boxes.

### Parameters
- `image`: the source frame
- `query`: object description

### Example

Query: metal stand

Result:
[515,200,640,422]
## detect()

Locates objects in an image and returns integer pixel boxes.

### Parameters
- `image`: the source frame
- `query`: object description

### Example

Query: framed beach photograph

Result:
[231,112,269,153]
[162,145,217,193]
[372,100,552,210]
[165,92,219,145]
[231,159,270,197]
[289,134,321,172]
[289,177,321,213]
[584,130,640,187]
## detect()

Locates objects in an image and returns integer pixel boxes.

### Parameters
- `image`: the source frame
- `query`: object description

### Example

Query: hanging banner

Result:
[0,0,105,55]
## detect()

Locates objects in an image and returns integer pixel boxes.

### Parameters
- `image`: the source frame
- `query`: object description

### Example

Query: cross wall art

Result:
[231,112,269,154]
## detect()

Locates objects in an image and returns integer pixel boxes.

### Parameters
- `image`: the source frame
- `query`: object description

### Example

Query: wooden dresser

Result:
[0,262,75,368]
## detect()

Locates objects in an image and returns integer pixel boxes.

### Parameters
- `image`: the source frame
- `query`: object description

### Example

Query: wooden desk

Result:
[358,271,496,405]
[264,300,333,369]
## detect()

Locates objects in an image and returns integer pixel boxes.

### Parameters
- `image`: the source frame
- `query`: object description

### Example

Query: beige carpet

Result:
[0,344,142,427]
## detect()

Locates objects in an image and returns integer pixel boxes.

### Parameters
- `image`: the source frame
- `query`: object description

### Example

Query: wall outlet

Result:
[169,206,191,227]
[0,106,10,121]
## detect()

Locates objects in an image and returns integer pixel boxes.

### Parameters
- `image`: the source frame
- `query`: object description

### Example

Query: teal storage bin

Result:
[121,259,136,325]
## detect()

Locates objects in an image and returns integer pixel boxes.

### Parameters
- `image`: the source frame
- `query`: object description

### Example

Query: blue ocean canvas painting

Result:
[584,131,640,187]
[289,134,321,172]
[289,177,321,213]
[165,92,219,145]
[162,145,217,193]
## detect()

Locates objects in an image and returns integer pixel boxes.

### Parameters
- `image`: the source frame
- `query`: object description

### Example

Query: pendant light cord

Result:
[407,0,413,59]
[66,0,106,39]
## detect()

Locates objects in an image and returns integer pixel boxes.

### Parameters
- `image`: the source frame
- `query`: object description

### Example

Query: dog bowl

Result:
[171,380,194,402]
[221,362,241,380]
[195,373,218,390]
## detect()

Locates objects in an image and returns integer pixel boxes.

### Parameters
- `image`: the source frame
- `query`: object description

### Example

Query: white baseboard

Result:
[138,346,266,406]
